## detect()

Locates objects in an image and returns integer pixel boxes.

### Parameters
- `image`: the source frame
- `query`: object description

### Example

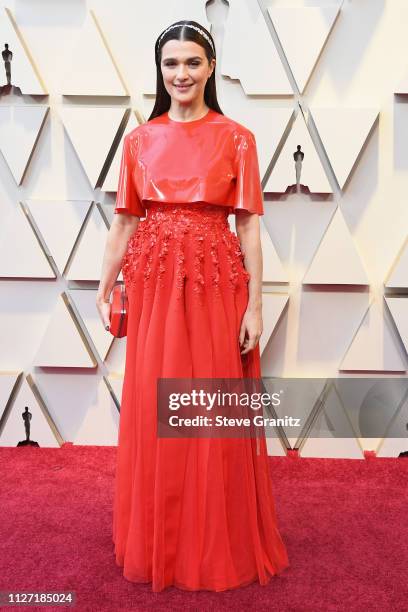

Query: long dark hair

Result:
[148,20,224,121]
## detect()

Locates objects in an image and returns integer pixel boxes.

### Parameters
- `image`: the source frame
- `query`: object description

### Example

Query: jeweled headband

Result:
[157,23,216,56]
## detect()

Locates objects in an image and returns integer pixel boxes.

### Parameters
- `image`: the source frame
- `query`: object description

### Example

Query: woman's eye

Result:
[164,62,201,67]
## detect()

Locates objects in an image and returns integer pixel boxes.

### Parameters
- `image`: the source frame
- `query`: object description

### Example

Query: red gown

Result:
[112,108,289,592]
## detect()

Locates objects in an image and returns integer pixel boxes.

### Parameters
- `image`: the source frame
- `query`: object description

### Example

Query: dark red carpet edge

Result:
[0,445,406,612]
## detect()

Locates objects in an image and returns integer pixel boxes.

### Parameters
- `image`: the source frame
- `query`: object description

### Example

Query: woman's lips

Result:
[175,84,192,90]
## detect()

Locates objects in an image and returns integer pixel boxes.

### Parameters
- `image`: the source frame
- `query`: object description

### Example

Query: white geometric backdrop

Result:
[0,0,407,457]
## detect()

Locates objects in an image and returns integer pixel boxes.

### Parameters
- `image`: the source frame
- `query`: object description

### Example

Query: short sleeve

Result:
[114,135,145,218]
[233,131,264,215]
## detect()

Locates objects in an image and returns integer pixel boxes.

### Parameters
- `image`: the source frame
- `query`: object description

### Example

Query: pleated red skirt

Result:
[112,202,289,592]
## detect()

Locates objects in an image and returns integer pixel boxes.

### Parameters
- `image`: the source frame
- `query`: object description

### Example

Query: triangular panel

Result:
[106,374,124,407]
[61,10,127,96]
[73,378,120,445]
[0,8,46,94]
[0,205,55,278]
[265,112,332,194]
[385,297,408,356]
[375,377,408,456]
[395,71,408,95]
[69,289,114,361]
[299,383,363,459]
[265,437,287,457]
[0,372,20,421]
[311,107,379,189]
[59,106,127,188]
[377,438,408,458]
[260,292,289,355]
[339,298,407,372]
[65,204,109,281]
[221,0,292,95]
[0,105,48,184]
[0,375,61,447]
[268,4,341,93]
[303,207,369,285]
[26,200,91,275]
[34,293,97,368]
[102,111,140,191]
[229,215,288,284]
[259,217,289,284]
[104,339,127,375]
[385,237,408,290]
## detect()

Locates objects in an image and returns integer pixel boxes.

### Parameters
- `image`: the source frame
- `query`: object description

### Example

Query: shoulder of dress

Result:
[216,113,255,140]
[125,116,168,140]
[124,124,144,143]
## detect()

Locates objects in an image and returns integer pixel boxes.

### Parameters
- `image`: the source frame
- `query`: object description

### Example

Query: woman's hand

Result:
[96,213,139,333]
[96,294,111,332]
[239,307,263,355]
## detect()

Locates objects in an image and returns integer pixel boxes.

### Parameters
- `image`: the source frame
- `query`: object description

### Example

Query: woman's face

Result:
[160,39,215,106]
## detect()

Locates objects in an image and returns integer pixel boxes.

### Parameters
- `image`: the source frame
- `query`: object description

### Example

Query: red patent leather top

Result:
[114,108,264,218]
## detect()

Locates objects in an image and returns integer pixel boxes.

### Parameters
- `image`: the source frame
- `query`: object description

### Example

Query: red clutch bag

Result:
[109,284,128,337]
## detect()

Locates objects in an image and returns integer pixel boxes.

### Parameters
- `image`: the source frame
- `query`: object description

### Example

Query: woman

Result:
[97,20,289,592]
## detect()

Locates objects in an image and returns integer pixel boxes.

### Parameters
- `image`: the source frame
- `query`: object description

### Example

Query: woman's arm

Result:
[96,213,140,329]
[235,210,263,355]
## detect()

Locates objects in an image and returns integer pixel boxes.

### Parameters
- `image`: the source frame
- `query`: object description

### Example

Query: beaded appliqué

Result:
[121,203,250,298]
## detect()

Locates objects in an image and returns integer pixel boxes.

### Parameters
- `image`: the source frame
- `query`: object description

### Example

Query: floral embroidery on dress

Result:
[121,203,250,298]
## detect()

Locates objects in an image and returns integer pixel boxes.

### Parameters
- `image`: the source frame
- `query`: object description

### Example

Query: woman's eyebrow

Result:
[162,56,203,61]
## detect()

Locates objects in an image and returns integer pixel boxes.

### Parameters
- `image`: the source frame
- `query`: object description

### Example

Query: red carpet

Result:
[0,445,406,611]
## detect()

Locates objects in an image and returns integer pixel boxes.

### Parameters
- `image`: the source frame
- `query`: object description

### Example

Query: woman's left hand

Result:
[239,308,263,355]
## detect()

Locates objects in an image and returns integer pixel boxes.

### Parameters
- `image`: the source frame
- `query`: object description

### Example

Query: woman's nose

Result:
[176,64,189,78]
